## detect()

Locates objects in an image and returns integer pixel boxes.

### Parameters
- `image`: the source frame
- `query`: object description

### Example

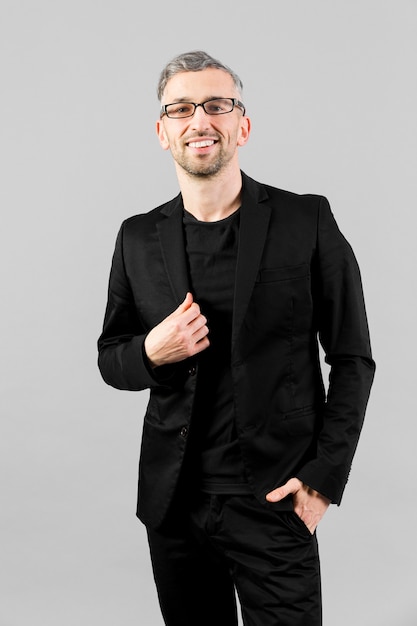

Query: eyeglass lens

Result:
[165,99,235,118]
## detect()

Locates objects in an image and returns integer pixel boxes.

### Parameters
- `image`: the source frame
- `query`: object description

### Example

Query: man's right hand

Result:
[144,292,210,368]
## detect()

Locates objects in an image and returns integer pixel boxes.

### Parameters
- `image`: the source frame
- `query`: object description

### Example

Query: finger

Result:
[193,335,210,355]
[265,485,290,503]
[188,311,208,331]
[180,302,206,327]
[172,292,194,317]
[192,323,210,344]
[265,477,302,502]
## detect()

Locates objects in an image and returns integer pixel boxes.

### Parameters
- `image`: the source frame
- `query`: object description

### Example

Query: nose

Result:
[190,104,211,130]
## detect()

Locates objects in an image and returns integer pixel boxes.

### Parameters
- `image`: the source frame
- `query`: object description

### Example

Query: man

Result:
[98,50,375,625]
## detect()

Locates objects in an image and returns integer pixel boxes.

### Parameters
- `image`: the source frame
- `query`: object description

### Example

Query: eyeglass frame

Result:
[160,97,246,119]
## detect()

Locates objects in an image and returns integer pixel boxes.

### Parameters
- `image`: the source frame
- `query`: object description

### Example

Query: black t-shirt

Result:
[183,208,250,494]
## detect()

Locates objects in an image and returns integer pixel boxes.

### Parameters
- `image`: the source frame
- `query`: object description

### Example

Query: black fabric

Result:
[147,493,322,626]
[183,209,250,493]
[97,172,376,530]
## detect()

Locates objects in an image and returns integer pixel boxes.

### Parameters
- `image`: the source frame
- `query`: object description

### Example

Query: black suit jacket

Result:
[98,172,375,529]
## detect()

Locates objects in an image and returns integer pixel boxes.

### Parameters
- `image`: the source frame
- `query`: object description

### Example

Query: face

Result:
[156,68,250,178]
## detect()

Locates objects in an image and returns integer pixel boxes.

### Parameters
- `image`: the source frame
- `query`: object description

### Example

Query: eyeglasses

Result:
[160,98,246,119]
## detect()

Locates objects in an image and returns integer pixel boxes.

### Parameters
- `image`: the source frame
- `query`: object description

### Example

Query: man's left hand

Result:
[266,478,331,534]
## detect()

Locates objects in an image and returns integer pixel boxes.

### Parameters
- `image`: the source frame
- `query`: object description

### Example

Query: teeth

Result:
[188,140,215,148]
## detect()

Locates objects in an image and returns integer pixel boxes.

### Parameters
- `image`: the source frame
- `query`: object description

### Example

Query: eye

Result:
[205,99,232,114]
[167,103,194,117]
[177,105,192,114]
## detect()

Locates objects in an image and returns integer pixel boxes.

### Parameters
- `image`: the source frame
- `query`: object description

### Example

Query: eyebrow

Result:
[165,96,226,103]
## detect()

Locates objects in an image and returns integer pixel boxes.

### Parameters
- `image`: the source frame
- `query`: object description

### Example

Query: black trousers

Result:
[146,493,322,626]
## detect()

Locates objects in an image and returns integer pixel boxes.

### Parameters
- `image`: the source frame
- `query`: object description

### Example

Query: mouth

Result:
[186,138,218,149]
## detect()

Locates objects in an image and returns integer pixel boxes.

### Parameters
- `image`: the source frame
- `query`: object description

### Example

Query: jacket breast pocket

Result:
[251,263,313,337]
[256,263,310,284]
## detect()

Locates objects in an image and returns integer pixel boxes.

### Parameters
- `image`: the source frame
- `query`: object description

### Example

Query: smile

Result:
[187,140,216,148]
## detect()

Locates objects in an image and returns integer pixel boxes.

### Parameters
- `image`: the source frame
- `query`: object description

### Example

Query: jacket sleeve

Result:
[296,196,376,504]
[97,222,175,391]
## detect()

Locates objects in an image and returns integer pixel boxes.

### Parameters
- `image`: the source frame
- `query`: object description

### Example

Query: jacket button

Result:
[188,366,196,376]
[180,426,188,438]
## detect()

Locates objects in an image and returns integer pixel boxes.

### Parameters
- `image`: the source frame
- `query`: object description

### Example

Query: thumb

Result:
[174,292,194,315]
[265,478,302,502]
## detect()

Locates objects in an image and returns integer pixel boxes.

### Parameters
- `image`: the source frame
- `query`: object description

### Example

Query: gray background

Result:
[1,1,416,624]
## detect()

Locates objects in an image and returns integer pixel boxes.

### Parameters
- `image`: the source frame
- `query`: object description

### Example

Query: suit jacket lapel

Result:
[157,175,271,343]
[232,175,271,348]
[158,195,191,305]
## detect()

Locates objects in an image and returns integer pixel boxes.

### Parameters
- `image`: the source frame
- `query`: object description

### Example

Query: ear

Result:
[237,115,251,147]
[156,119,170,151]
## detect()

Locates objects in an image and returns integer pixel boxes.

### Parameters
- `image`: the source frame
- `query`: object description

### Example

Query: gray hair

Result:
[157,50,244,101]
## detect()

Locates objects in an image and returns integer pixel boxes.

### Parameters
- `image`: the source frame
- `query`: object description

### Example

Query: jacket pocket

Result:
[256,263,310,283]
[283,406,317,436]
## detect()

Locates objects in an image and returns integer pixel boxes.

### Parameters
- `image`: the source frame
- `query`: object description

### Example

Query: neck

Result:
[176,163,243,222]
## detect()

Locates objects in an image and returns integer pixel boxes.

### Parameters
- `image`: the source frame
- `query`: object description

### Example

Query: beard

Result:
[171,140,232,178]
[179,157,225,178]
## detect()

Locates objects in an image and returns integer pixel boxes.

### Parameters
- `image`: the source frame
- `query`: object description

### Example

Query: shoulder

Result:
[242,171,327,209]
[242,172,331,225]
[118,193,182,236]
